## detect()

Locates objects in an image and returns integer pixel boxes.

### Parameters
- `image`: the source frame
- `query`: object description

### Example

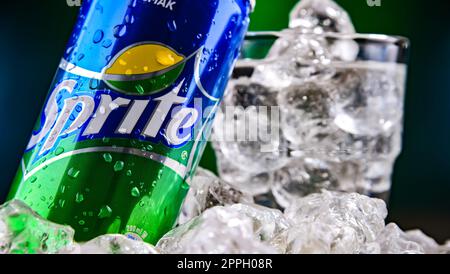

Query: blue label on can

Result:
[24,0,251,176]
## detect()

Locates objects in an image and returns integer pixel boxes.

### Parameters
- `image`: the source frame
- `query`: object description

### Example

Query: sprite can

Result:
[7,0,253,244]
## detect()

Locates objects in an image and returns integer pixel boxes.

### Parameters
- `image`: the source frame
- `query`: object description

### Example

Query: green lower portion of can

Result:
[7,138,192,245]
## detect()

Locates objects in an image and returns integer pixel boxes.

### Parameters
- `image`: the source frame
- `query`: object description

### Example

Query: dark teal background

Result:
[0,0,449,242]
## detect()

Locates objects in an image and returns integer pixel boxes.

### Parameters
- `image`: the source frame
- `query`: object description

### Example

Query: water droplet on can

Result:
[103,153,113,163]
[59,199,66,208]
[114,161,125,172]
[98,205,112,219]
[167,20,177,32]
[125,14,135,24]
[67,167,80,179]
[113,24,127,38]
[95,2,103,12]
[156,50,176,66]
[102,39,112,48]
[181,182,190,191]
[55,147,65,156]
[89,79,100,89]
[135,84,145,94]
[75,193,84,203]
[131,187,140,198]
[66,46,75,55]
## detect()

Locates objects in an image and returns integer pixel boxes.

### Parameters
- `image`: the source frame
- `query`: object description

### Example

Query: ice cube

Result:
[284,191,387,253]
[285,223,334,254]
[214,145,274,195]
[358,242,382,254]
[285,222,361,254]
[0,200,75,254]
[271,156,395,208]
[376,225,450,254]
[271,159,340,208]
[329,129,402,164]
[360,160,395,195]
[215,140,288,175]
[213,81,290,174]
[230,204,291,253]
[262,0,359,84]
[278,81,334,147]
[179,168,253,224]
[157,204,285,254]
[326,160,362,193]
[289,0,356,34]
[329,129,402,196]
[261,33,336,86]
[61,234,159,254]
[404,230,441,254]
[331,64,405,136]
[376,224,425,254]
[223,79,279,108]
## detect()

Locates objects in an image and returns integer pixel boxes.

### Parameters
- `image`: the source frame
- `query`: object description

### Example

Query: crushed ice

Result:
[0,169,448,254]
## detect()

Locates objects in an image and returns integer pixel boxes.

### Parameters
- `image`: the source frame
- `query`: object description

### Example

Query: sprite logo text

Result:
[26,42,209,160]
[28,78,199,156]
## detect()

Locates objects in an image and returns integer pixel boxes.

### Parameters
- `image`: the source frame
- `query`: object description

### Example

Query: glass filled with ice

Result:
[212,0,409,208]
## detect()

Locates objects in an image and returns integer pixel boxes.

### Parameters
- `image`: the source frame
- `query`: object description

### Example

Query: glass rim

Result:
[244,31,410,48]
[235,31,410,68]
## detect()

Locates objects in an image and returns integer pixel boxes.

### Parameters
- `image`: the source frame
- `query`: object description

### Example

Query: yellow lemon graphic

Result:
[104,43,185,95]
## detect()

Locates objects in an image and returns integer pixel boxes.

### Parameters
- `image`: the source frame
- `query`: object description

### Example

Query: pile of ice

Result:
[0,168,448,254]
[163,169,449,254]
[0,200,159,254]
